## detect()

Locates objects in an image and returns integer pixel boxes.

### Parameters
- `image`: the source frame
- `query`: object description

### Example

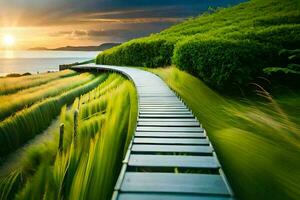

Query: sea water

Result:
[0,50,99,76]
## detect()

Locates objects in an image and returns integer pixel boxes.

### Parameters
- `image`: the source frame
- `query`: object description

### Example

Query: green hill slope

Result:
[97,0,300,90]
[149,67,300,200]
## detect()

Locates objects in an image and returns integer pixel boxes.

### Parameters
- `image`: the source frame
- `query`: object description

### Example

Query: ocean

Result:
[0,50,99,76]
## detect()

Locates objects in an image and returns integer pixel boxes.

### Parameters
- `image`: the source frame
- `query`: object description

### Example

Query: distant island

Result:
[29,42,121,51]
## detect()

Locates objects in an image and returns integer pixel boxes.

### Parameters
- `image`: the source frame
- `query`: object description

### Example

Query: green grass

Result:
[0,70,77,95]
[96,0,300,90]
[0,73,137,200]
[0,73,108,157]
[0,72,96,121]
[149,66,300,200]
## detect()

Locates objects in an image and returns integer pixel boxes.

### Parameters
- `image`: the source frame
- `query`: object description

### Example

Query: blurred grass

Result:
[0,72,95,121]
[0,73,137,200]
[149,66,300,200]
[0,74,108,157]
[0,70,77,95]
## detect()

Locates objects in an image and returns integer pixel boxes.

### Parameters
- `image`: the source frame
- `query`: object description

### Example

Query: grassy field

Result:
[0,73,97,120]
[0,71,108,157]
[149,67,300,200]
[0,70,77,95]
[0,72,137,200]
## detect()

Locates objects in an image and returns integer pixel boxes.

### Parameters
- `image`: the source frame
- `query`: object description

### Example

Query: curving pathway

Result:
[73,65,234,200]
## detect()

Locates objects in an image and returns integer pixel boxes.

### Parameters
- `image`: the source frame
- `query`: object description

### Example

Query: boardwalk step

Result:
[139,95,176,97]
[139,104,185,107]
[140,102,184,105]
[140,107,187,110]
[128,154,219,169]
[140,111,191,115]
[139,114,194,118]
[131,144,213,153]
[136,127,203,132]
[139,98,181,100]
[140,100,181,102]
[117,193,233,200]
[139,105,186,108]
[139,108,189,112]
[120,172,231,195]
[134,138,209,145]
[138,121,199,127]
[140,97,179,99]
[135,132,205,138]
[138,118,198,122]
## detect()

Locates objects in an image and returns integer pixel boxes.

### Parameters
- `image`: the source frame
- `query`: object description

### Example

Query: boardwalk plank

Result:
[140,108,189,112]
[120,172,231,195]
[138,121,199,127]
[140,111,192,115]
[138,118,198,122]
[134,138,209,145]
[128,154,219,169]
[135,132,205,138]
[118,193,233,200]
[139,114,194,118]
[136,127,203,132]
[131,144,213,153]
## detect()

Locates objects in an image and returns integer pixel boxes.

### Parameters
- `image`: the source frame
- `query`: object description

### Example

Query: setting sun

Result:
[2,34,15,46]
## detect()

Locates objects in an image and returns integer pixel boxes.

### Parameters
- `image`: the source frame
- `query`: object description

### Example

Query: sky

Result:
[0,0,244,49]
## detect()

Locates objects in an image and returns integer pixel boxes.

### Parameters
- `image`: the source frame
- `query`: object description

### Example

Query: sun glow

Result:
[2,34,15,47]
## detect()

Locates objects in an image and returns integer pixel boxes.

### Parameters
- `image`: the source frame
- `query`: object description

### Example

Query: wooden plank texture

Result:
[118,193,233,200]
[135,132,205,138]
[120,172,231,195]
[134,138,209,145]
[136,126,203,132]
[128,154,220,169]
[131,144,213,153]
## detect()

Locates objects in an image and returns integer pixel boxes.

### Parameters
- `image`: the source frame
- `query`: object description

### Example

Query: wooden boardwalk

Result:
[73,65,234,200]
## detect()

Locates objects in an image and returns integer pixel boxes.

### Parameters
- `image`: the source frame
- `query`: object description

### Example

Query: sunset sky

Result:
[0,0,243,49]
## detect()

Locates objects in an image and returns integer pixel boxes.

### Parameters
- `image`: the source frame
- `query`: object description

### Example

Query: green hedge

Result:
[173,38,278,90]
[235,25,300,50]
[97,39,175,68]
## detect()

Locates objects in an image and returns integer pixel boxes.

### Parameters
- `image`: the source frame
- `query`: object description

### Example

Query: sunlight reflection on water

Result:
[0,50,99,76]
[3,50,14,59]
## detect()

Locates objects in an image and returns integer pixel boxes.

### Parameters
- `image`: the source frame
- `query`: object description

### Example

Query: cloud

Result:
[0,0,245,47]
[0,0,245,26]
[49,19,176,42]
[50,30,88,38]
[73,30,88,36]
[49,31,72,37]
[87,29,147,41]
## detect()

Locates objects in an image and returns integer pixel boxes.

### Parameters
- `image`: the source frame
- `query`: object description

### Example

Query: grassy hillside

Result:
[149,67,300,200]
[97,0,300,90]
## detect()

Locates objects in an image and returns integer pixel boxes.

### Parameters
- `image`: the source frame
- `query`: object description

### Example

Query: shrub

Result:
[97,39,175,68]
[173,38,278,90]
